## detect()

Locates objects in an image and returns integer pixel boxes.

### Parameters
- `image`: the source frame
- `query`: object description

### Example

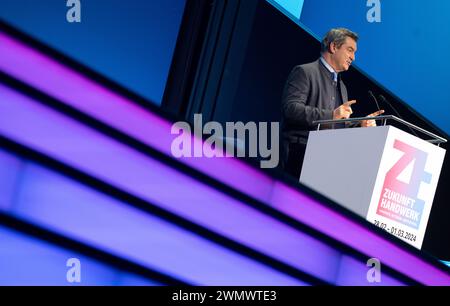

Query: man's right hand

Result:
[333,100,357,120]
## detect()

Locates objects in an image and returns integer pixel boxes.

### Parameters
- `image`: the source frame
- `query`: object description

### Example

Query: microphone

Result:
[379,95,400,117]
[378,94,419,137]
[368,90,381,112]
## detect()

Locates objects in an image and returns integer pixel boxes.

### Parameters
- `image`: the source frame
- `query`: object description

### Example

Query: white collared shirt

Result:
[320,57,338,83]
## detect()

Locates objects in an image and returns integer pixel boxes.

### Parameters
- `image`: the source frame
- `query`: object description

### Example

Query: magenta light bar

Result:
[0,30,449,285]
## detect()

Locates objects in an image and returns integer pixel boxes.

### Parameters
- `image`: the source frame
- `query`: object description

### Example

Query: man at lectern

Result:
[281,28,384,178]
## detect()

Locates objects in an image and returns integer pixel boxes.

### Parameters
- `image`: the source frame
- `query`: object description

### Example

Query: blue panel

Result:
[0,0,186,104]
[0,226,159,285]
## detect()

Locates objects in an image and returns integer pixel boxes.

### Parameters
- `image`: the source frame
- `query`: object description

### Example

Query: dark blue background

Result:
[0,0,186,104]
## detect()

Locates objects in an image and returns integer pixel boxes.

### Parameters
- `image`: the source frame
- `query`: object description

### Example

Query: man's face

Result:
[330,37,357,72]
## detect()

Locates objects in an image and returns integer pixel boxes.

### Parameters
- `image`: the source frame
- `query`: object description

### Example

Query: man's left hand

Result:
[361,110,385,127]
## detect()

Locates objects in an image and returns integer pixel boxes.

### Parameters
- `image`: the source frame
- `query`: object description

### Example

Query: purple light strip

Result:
[0,84,339,283]
[0,152,304,285]
[0,225,160,286]
[0,31,448,285]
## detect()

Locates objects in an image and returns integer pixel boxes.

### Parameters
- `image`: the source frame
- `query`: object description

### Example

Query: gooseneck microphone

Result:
[379,95,401,118]
[378,94,419,137]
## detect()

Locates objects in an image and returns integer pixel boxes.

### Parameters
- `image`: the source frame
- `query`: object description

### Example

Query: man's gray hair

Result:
[321,28,358,53]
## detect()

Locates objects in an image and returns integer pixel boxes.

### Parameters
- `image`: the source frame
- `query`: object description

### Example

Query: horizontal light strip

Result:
[0,225,160,286]
[0,150,305,286]
[0,31,448,285]
[0,84,337,283]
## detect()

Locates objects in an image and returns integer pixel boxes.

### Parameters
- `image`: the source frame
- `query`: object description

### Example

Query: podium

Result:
[300,116,447,249]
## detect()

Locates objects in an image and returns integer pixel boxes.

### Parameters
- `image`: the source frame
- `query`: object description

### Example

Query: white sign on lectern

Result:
[300,117,446,249]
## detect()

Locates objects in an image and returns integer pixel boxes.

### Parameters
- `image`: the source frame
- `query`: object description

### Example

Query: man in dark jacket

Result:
[281,28,383,178]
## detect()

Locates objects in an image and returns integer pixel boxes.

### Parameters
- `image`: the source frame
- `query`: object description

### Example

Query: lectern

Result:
[300,116,447,249]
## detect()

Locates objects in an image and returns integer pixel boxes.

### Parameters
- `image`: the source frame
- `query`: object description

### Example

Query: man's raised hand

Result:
[333,100,357,120]
[361,109,385,127]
